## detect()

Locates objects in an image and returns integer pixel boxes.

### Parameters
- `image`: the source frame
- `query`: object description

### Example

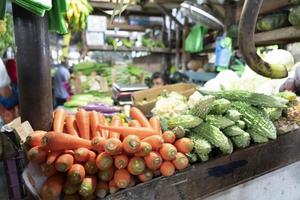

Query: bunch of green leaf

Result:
[0,13,14,56]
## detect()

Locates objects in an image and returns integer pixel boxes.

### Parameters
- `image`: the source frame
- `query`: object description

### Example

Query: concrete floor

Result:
[205,161,300,200]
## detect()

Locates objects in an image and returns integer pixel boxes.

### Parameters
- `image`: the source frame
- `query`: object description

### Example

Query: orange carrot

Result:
[127,157,145,175]
[84,151,97,175]
[142,135,164,151]
[104,138,122,155]
[96,152,113,170]
[144,152,163,170]
[109,116,122,139]
[42,132,92,151]
[78,176,96,197]
[98,113,109,139]
[64,193,81,200]
[46,151,63,165]
[138,169,153,182]
[91,136,105,152]
[113,169,131,188]
[97,125,159,140]
[123,135,141,154]
[128,120,141,127]
[74,148,90,163]
[134,142,152,157]
[64,181,80,195]
[159,143,177,161]
[149,116,161,133]
[27,146,47,164]
[109,180,119,194]
[96,182,108,198]
[89,111,101,139]
[53,108,67,132]
[174,138,194,154]
[26,130,46,147]
[114,154,129,169]
[40,174,65,200]
[55,153,74,172]
[162,131,176,144]
[160,161,175,177]
[65,115,79,137]
[76,109,90,140]
[98,167,114,181]
[67,164,86,184]
[172,152,189,170]
[130,107,151,128]
[40,163,57,177]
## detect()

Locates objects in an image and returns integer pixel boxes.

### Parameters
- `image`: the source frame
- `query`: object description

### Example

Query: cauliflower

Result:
[152,92,188,119]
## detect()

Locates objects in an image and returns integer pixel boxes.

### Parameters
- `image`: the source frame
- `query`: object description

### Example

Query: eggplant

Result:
[238,0,288,79]
[81,103,121,113]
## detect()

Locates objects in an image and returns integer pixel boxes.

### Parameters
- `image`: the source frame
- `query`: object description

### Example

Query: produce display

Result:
[25,107,193,199]
[152,89,300,163]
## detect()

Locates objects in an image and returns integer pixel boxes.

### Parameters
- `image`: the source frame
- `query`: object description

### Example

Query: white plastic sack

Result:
[0,58,10,88]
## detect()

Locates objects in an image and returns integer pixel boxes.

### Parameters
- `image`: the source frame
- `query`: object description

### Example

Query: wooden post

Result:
[181,17,189,71]
[175,24,180,70]
[12,5,53,131]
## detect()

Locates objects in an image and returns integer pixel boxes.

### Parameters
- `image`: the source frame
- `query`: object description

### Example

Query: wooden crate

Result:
[104,130,300,200]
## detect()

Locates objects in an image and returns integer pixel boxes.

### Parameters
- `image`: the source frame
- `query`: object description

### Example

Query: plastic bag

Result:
[0,58,10,88]
[185,25,207,53]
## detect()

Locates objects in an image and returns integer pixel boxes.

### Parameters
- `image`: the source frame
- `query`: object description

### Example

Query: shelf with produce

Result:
[107,23,162,32]
[202,26,300,53]
[87,45,175,53]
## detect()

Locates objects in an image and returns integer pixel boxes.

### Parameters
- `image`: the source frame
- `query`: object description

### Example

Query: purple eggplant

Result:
[81,103,121,113]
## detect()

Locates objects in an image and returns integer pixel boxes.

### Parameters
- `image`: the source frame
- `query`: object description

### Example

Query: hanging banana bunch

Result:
[0,0,6,35]
[66,0,93,32]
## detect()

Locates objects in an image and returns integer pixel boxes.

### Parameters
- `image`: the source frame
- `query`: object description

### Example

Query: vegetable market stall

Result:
[5,0,300,200]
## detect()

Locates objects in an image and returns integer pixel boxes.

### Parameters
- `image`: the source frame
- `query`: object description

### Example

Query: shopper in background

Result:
[54,62,70,107]
[0,58,19,123]
[151,72,166,88]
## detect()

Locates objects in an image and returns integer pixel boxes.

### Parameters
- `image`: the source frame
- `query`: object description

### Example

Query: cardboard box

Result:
[132,83,197,116]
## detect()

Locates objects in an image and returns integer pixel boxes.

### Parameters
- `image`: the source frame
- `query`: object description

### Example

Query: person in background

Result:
[151,72,166,88]
[54,62,70,107]
[0,57,19,123]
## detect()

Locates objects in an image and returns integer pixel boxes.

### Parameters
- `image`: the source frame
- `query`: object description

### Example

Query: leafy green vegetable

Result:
[0,13,14,56]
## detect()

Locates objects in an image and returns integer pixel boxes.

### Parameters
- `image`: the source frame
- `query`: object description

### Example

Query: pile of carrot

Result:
[26,107,194,200]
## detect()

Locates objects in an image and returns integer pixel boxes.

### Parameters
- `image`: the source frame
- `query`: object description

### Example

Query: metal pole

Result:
[12,4,53,130]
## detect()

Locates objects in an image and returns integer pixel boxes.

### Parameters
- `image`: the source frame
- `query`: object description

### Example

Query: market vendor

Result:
[54,62,71,107]
[151,72,166,88]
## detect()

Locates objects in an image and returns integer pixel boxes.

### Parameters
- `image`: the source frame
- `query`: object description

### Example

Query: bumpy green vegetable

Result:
[168,115,203,129]
[256,12,289,32]
[205,115,234,129]
[185,152,198,164]
[248,129,269,143]
[223,126,246,137]
[189,135,212,162]
[192,123,233,154]
[231,132,251,149]
[209,99,231,115]
[236,120,246,130]
[225,109,241,122]
[189,95,215,118]
[199,90,287,108]
[232,102,277,140]
[265,108,283,121]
